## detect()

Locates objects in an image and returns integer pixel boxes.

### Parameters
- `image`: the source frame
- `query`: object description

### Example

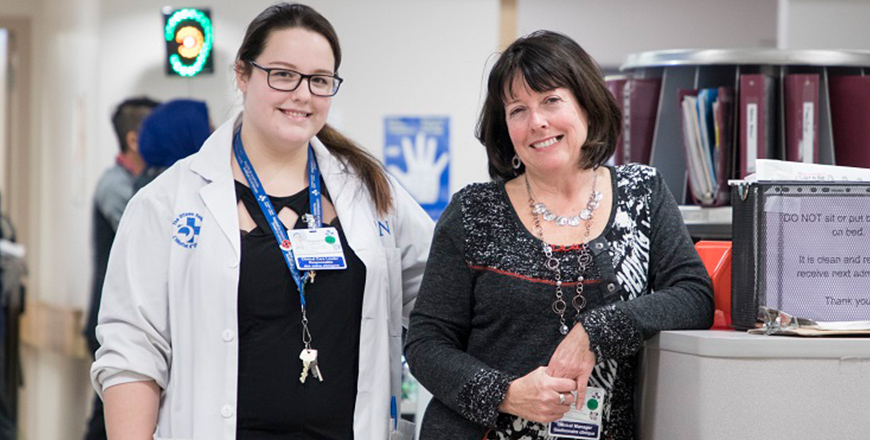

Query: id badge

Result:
[288,227,347,270]
[548,387,606,440]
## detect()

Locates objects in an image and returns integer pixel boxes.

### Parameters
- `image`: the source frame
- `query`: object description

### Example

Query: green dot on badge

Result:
[587,398,599,411]
[325,236,336,244]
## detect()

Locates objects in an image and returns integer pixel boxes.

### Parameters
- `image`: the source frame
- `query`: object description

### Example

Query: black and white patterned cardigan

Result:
[405,164,714,440]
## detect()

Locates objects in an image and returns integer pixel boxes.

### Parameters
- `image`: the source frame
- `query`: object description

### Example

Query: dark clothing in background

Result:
[133,166,167,193]
[86,162,136,352]
[84,160,137,440]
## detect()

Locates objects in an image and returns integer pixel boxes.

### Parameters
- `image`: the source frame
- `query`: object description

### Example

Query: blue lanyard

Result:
[232,131,322,308]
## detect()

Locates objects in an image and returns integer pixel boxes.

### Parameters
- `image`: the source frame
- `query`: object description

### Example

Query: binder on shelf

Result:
[828,75,870,169]
[679,89,715,205]
[712,86,734,206]
[738,74,777,178]
[784,74,819,164]
[605,76,628,165]
[679,87,733,207]
[623,78,661,165]
[696,88,718,173]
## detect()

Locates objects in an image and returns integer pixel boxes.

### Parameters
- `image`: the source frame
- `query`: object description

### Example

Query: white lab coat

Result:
[91,113,434,440]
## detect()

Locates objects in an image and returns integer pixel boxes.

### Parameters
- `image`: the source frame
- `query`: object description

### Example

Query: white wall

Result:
[94,0,499,215]
[0,0,39,16]
[517,0,779,69]
[782,0,870,50]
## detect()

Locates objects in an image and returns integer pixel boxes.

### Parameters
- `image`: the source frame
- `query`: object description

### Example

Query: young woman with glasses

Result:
[91,4,434,439]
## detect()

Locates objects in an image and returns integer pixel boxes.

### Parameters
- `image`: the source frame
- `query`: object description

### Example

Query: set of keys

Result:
[299,348,323,383]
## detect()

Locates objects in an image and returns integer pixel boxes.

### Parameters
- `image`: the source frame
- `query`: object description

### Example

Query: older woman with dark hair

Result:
[405,31,713,440]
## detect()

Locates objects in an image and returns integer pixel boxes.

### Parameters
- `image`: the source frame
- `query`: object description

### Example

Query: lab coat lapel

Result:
[190,115,241,261]
[310,137,366,250]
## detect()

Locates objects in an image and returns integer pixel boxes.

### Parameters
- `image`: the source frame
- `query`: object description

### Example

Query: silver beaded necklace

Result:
[532,180,603,227]
[524,170,600,335]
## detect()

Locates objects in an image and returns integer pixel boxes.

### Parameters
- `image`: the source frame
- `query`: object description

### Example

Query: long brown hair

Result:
[235,3,393,214]
[476,31,621,181]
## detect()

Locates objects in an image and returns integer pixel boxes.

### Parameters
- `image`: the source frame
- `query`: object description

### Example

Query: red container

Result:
[695,241,732,329]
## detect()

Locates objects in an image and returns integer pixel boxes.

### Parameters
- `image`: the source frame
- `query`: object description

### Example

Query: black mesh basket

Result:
[731,181,870,330]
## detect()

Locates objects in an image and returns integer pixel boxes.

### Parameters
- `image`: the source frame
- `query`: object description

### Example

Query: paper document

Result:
[744,159,870,183]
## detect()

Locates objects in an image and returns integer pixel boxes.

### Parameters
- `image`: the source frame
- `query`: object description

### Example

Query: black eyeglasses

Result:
[247,60,343,97]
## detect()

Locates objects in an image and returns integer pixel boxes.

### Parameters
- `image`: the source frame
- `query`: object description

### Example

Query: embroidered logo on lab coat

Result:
[377,220,391,236]
[172,212,203,249]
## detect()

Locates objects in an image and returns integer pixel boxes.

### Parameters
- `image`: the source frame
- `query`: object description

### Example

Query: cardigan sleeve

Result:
[404,194,512,428]
[578,168,715,363]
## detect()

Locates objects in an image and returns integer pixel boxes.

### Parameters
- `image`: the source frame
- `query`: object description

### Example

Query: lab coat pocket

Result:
[384,248,403,337]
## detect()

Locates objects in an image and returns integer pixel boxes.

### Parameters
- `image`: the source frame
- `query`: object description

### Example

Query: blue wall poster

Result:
[384,116,450,220]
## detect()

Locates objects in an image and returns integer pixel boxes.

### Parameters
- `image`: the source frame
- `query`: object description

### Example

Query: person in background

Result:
[83,96,159,440]
[134,99,211,192]
[405,31,713,440]
[91,3,433,440]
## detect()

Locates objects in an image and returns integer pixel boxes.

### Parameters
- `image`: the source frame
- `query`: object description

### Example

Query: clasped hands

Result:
[498,324,597,424]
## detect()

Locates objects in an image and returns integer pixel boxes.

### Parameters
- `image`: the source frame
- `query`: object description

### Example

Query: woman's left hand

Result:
[546,324,597,398]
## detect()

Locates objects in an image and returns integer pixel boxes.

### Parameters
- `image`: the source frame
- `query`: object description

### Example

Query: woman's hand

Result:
[546,323,597,399]
[498,366,577,424]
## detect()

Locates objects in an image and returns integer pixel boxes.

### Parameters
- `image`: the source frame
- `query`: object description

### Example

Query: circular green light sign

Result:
[164,8,213,77]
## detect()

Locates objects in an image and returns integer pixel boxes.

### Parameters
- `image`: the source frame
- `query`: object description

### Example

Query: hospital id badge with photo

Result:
[548,387,606,440]
[288,227,347,270]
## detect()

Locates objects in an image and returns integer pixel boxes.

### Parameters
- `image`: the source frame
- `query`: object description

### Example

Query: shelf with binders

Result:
[612,49,870,239]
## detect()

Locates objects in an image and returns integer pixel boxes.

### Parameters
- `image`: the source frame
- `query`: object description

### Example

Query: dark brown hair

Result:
[235,3,393,214]
[112,97,160,153]
[476,30,621,180]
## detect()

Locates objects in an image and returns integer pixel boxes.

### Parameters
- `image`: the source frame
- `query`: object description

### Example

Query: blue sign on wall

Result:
[384,116,450,219]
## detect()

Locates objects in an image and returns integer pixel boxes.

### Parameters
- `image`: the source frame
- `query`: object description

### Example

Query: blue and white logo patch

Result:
[172,212,203,249]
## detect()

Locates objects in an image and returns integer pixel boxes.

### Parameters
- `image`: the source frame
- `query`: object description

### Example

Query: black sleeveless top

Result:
[235,180,366,440]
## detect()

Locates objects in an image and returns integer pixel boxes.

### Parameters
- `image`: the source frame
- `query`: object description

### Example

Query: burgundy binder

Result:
[712,86,734,205]
[605,77,628,165]
[739,74,775,178]
[784,74,820,163]
[623,78,661,165]
[829,75,870,168]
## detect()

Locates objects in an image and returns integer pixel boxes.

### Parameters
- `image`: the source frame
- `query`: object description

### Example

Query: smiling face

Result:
[236,27,335,152]
[504,76,589,177]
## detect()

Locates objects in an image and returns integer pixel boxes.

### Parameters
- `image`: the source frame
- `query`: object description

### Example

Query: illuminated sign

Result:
[164,7,214,77]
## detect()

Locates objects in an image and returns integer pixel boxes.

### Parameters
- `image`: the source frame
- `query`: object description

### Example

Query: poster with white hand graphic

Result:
[384,116,450,219]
